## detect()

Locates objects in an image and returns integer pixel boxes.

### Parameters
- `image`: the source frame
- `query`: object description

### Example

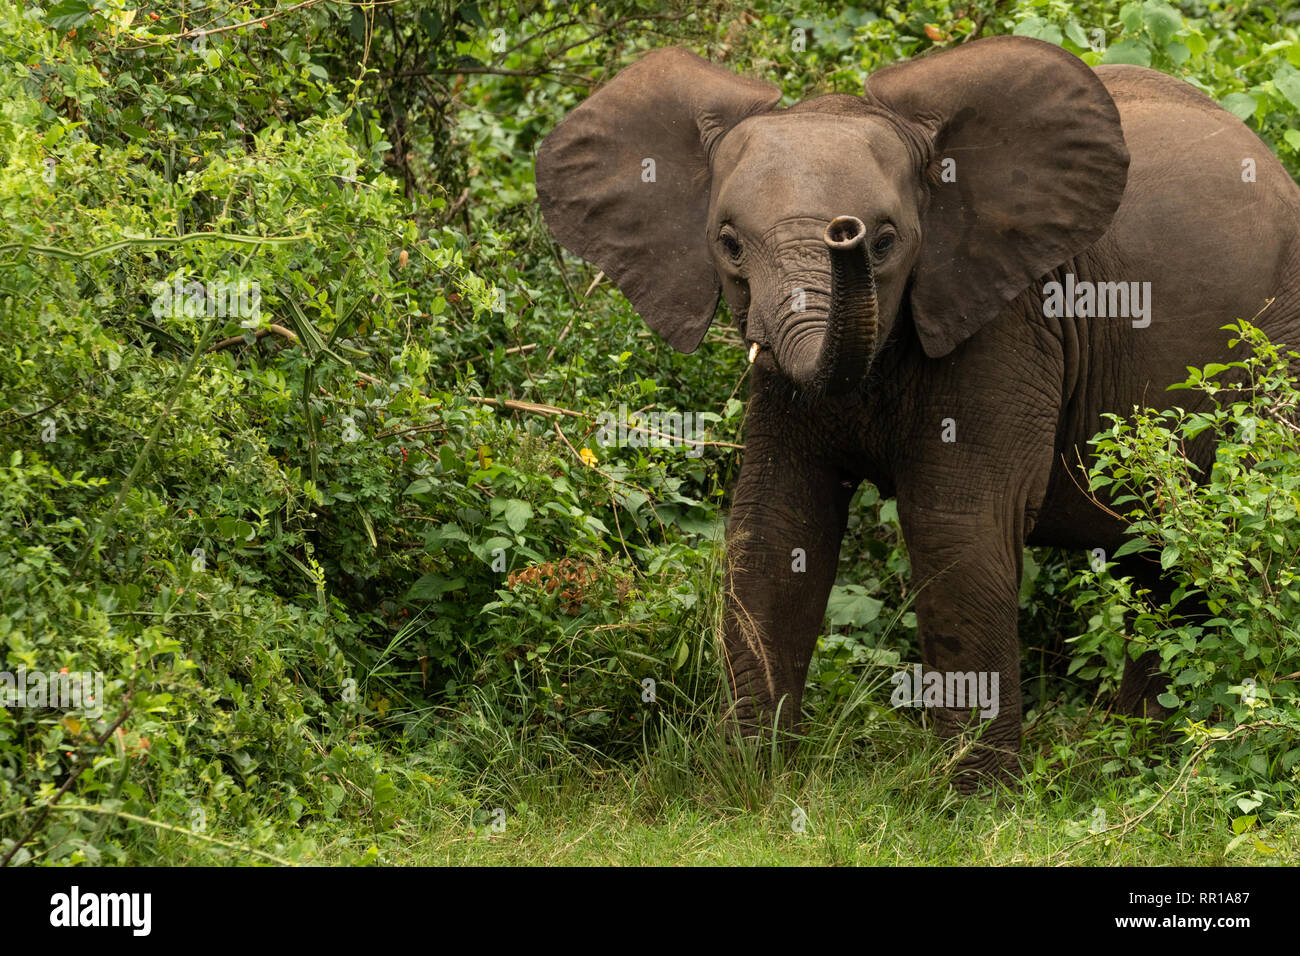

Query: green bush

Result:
[1070,319,1300,820]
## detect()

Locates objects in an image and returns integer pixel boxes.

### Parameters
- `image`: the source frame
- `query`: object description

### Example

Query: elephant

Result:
[533,35,1300,785]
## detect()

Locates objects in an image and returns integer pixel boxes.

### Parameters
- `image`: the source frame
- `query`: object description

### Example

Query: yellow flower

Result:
[579,447,598,467]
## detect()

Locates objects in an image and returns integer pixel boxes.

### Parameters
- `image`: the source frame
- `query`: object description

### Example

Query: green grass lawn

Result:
[120,697,1300,866]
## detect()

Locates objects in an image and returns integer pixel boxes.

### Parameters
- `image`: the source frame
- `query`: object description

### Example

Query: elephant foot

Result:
[720,695,802,753]
[934,707,1022,794]
[951,748,1022,795]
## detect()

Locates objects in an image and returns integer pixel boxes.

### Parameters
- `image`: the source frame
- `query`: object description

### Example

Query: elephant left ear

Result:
[864,35,1129,358]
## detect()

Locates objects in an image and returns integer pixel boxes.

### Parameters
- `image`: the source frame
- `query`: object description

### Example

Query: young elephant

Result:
[534,36,1300,784]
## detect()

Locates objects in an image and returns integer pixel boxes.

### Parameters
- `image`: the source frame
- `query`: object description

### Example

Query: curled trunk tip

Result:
[775,215,878,396]
[825,215,866,248]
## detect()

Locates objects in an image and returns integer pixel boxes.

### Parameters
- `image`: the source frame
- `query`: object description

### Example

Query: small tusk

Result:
[748,342,760,364]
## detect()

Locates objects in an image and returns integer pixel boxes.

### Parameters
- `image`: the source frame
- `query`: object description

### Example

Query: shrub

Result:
[1070,319,1300,819]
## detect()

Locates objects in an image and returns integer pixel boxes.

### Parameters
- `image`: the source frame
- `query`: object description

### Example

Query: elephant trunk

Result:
[774,216,878,396]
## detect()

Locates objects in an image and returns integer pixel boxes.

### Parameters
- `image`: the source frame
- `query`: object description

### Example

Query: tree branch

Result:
[206,324,301,352]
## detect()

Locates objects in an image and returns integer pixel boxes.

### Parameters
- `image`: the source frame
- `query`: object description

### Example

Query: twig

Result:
[374,422,446,440]
[206,324,301,352]
[0,231,306,264]
[16,805,297,866]
[1057,720,1287,860]
[1064,447,1126,522]
[210,329,382,386]
[0,383,89,430]
[452,343,537,366]
[391,66,592,83]
[546,270,602,361]
[544,12,689,63]
[181,0,333,40]
[464,395,585,420]
[440,188,470,225]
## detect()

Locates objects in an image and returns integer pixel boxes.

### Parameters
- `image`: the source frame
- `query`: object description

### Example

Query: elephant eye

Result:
[719,228,743,262]
[871,231,896,260]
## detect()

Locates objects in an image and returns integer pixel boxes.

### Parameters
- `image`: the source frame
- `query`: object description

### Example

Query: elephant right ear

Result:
[864,36,1129,359]
[535,48,781,353]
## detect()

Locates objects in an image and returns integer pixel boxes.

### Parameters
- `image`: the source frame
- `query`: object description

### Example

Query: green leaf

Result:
[1019,548,1040,602]
[46,0,93,30]
[1220,93,1258,122]
[424,522,469,549]
[216,517,254,541]
[878,499,899,526]
[457,3,485,29]
[406,574,466,600]
[419,9,444,43]
[673,638,690,671]
[1012,18,1062,46]
[1160,544,1180,569]
[502,499,532,533]
[1113,537,1151,559]
[1157,692,1180,708]
[1102,38,1152,67]
[471,535,512,564]
[825,585,883,628]
[1274,64,1300,112]
[438,444,460,475]
[1141,2,1182,45]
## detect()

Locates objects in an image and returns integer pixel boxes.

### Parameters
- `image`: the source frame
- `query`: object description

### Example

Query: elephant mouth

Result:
[766,216,879,396]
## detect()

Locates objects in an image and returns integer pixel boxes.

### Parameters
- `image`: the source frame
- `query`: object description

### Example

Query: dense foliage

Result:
[2,0,1299,864]
[1071,320,1300,830]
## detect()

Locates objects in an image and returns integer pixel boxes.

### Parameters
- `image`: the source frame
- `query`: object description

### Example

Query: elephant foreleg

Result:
[723,447,856,740]
[899,499,1031,790]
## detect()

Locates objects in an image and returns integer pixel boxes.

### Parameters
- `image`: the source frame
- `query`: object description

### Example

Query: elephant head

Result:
[535,37,1129,393]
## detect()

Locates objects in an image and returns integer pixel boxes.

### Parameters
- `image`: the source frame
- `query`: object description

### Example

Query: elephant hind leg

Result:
[1116,649,1170,719]
[1112,556,1205,719]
